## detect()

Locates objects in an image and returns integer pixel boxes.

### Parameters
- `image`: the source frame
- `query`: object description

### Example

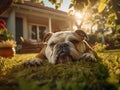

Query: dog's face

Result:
[45,30,88,64]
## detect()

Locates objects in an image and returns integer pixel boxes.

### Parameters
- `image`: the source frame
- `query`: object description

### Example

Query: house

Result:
[0,1,75,44]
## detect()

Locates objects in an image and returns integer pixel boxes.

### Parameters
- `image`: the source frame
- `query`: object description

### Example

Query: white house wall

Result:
[23,16,28,39]
[49,17,52,32]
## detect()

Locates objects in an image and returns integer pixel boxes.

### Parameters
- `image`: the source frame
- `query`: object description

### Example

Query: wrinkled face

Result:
[45,31,87,64]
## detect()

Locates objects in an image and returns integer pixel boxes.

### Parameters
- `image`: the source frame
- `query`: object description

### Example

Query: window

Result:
[31,25,37,40]
[39,26,46,40]
[30,24,47,41]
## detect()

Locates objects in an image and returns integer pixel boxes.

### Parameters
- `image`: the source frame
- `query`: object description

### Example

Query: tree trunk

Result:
[111,0,120,19]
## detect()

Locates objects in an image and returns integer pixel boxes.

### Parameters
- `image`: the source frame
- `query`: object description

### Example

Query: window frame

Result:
[29,23,47,42]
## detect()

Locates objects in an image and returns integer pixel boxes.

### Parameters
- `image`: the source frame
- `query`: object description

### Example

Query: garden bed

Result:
[0,50,120,90]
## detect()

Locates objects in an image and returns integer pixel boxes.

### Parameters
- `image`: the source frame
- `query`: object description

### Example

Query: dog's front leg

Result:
[80,40,98,62]
[23,44,47,66]
[80,51,97,61]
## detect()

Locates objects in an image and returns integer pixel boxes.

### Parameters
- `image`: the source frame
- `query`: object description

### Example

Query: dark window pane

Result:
[31,25,37,39]
[39,26,46,41]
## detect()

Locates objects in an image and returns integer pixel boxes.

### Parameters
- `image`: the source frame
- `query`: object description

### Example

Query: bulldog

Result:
[24,30,98,66]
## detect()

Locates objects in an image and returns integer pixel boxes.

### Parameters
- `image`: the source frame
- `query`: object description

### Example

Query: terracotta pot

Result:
[0,47,15,58]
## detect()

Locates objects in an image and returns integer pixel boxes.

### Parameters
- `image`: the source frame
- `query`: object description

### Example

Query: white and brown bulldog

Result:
[24,30,98,66]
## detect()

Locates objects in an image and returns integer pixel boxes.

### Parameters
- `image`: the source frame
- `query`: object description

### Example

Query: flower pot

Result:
[0,47,15,58]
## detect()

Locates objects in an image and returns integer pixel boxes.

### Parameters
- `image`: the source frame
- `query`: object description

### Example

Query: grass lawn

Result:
[0,50,120,90]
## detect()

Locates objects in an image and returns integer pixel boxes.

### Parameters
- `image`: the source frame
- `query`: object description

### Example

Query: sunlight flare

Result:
[73,25,78,30]
[75,12,82,19]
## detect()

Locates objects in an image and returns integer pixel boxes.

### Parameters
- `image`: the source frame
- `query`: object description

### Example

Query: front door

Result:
[16,17,23,44]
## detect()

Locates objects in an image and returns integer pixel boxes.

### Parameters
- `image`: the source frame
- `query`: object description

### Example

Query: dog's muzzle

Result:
[55,43,73,64]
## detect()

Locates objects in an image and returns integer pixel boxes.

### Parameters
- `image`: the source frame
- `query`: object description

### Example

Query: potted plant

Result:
[0,19,16,58]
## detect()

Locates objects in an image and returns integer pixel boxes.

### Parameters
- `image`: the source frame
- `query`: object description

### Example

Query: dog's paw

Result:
[23,58,42,67]
[80,53,97,62]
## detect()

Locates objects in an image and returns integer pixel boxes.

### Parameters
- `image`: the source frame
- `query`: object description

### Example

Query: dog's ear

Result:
[74,30,88,41]
[43,32,53,42]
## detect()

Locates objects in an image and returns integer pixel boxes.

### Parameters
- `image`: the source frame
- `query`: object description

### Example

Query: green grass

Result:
[0,50,120,90]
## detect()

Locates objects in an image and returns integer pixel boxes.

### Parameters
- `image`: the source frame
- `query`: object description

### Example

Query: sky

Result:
[44,0,71,12]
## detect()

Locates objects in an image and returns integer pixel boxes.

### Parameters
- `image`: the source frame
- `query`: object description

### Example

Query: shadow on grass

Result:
[0,56,118,90]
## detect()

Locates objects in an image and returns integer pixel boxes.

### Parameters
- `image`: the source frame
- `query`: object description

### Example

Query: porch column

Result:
[23,16,28,39]
[7,9,16,39]
[49,17,52,32]
[69,20,73,30]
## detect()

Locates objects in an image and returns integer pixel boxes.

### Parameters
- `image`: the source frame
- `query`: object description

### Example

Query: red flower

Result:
[106,43,110,47]
[0,19,6,30]
[0,19,6,26]
[0,23,5,29]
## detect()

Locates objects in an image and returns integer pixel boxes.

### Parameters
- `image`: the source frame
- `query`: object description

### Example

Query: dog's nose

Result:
[56,43,69,54]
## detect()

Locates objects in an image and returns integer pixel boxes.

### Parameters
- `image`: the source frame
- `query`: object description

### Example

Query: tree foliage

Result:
[0,0,13,15]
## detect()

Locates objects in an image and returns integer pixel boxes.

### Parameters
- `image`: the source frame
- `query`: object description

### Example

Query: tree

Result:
[0,0,13,15]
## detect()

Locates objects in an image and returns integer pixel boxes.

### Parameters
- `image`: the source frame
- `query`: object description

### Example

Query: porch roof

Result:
[14,1,68,16]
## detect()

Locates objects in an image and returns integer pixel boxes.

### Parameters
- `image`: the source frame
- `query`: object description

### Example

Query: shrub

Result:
[93,42,108,52]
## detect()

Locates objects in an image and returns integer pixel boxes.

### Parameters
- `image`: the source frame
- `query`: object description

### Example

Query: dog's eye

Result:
[49,42,56,47]
[70,39,79,44]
